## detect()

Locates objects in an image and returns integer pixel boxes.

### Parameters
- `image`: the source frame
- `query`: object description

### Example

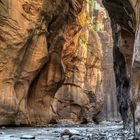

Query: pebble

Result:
[0,132,5,135]
[128,136,134,140]
[10,135,15,137]
[123,130,129,134]
[20,135,35,139]
[86,133,92,139]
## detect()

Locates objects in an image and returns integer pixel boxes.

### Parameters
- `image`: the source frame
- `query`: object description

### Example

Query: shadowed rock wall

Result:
[103,0,140,130]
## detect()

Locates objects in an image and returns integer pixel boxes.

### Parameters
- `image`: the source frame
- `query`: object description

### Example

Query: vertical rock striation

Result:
[0,0,85,125]
[103,0,140,132]
[0,0,104,125]
[50,0,103,124]
[94,0,120,121]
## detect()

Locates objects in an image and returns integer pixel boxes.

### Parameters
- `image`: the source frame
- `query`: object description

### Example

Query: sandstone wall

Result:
[103,0,140,130]
[99,31,120,121]
[0,0,104,125]
[130,0,140,122]
[93,0,120,121]
[52,26,103,123]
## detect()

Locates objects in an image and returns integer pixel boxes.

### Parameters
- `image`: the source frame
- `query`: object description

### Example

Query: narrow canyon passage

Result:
[0,0,140,140]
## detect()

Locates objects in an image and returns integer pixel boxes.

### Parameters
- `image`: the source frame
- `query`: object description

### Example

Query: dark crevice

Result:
[103,0,136,129]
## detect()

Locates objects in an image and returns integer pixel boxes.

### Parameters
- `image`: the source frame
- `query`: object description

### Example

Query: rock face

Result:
[94,1,120,121]
[2,0,140,127]
[130,0,140,123]
[0,0,104,125]
[103,0,140,130]
[53,27,103,123]
[99,31,120,121]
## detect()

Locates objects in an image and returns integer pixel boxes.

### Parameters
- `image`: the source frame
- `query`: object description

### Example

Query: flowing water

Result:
[0,122,138,140]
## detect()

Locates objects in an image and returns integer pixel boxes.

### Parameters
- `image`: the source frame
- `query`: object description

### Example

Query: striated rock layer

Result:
[0,0,104,125]
[94,0,120,121]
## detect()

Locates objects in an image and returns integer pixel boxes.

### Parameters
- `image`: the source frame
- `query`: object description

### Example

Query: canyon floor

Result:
[0,121,139,140]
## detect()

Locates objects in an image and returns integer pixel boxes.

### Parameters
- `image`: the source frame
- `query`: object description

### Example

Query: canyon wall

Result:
[130,0,140,123]
[103,0,140,129]
[99,31,120,121]
[0,0,105,125]
[1,0,136,126]
[93,1,120,121]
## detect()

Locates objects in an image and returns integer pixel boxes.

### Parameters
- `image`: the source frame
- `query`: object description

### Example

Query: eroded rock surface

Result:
[103,0,140,133]
[0,0,104,125]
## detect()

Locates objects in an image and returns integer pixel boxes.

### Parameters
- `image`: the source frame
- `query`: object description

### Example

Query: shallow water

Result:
[0,122,138,140]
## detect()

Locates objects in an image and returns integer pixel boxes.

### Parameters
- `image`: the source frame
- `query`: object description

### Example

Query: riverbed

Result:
[0,121,138,140]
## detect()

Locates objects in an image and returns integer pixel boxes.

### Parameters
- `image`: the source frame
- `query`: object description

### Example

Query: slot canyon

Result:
[0,0,140,139]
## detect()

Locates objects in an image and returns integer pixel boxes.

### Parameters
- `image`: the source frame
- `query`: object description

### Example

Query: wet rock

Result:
[20,135,35,139]
[62,135,69,140]
[116,137,123,140]
[86,133,92,139]
[1,126,6,129]
[10,135,15,137]
[69,135,83,140]
[0,132,4,135]
[128,136,135,140]
[123,130,129,134]
[106,133,112,140]
[92,136,99,139]
[100,133,106,137]
[60,129,80,137]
